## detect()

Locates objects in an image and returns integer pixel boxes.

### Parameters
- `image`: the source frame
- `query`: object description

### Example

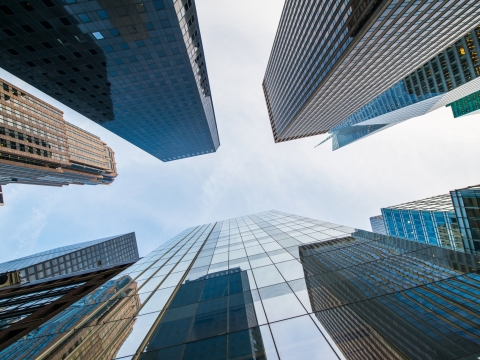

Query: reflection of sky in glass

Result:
[3,211,480,359]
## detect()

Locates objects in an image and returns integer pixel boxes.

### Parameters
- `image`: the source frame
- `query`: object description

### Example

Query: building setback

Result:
[0,233,139,351]
[320,26,480,151]
[0,0,219,162]
[0,79,117,201]
[263,1,480,143]
[381,184,480,254]
[1,211,479,359]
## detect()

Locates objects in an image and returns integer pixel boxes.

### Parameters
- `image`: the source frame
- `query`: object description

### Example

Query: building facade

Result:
[0,233,139,352]
[369,214,386,235]
[0,232,139,285]
[320,26,480,150]
[447,89,480,118]
[451,184,480,254]
[0,79,117,202]
[1,211,479,359]
[381,185,480,254]
[0,0,219,162]
[0,184,3,205]
[263,1,480,143]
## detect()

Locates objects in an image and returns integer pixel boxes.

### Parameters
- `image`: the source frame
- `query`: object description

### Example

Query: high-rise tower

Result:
[263,1,480,143]
[0,79,117,202]
[2,211,479,359]
[0,0,219,161]
[0,233,139,352]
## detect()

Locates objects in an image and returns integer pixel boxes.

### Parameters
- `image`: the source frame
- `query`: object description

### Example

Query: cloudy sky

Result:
[1,0,479,262]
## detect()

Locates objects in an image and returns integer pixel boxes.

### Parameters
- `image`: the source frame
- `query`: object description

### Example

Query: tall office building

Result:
[0,0,219,162]
[0,79,117,201]
[263,1,480,143]
[2,211,479,359]
[319,26,480,150]
[0,184,3,205]
[0,233,139,352]
[380,184,480,253]
[369,214,386,235]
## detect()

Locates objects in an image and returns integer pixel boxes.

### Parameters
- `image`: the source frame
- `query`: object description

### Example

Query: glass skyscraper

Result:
[0,233,139,352]
[319,26,480,151]
[263,1,480,143]
[380,184,480,254]
[0,0,219,162]
[2,211,480,359]
[0,233,139,284]
[369,214,386,235]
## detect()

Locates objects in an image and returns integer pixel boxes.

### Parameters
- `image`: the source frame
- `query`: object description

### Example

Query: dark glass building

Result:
[2,211,480,359]
[0,233,139,353]
[319,26,480,150]
[263,1,480,143]
[0,0,219,162]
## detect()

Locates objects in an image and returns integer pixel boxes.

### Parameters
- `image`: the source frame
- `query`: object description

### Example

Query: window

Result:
[59,17,72,26]
[89,49,99,55]
[40,21,53,29]
[135,3,146,13]
[71,67,80,72]
[7,49,19,55]
[41,41,53,49]
[154,0,165,10]
[97,10,109,19]
[110,28,120,37]
[25,61,36,67]
[73,52,83,58]
[24,45,37,52]
[2,28,16,37]
[0,5,14,15]
[92,32,104,40]
[21,25,35,33]
[57,55,67,61]
[78,13,91,23]
[42,0,55,7]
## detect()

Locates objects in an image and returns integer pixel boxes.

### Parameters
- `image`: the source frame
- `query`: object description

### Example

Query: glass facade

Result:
[320,26,480,151]
[381,194,465,251]
[369,214,386,235]
[2,211,480,359]
[0,0,219,162]
[447,89,480,118]
[0,233,139,283]
[264,1,480,142]
[451,185,480,254]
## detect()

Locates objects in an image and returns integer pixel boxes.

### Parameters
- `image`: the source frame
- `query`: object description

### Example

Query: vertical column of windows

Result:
[455,39,472,83]
[438,53,454,91]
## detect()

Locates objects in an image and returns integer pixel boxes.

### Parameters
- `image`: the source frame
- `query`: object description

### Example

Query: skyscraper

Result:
[263,1,480,143]
[0,233,139,352]
[0,0,219,162]
[2,211,479,359]
[380,184,480,253]
[319,26,480,150]
[0,185,3,205]
[0,79,117,201]
[369,214,386,235]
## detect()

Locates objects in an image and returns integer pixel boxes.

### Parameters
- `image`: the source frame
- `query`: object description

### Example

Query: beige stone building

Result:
[0,79,117,202]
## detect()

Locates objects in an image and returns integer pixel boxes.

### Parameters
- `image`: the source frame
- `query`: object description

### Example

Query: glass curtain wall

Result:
[2,211,480,359]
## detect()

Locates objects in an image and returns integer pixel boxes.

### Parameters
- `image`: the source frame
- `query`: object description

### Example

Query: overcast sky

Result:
[1,0,479,262]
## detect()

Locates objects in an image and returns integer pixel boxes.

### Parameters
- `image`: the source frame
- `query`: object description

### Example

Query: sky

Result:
[1,0,479,262]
